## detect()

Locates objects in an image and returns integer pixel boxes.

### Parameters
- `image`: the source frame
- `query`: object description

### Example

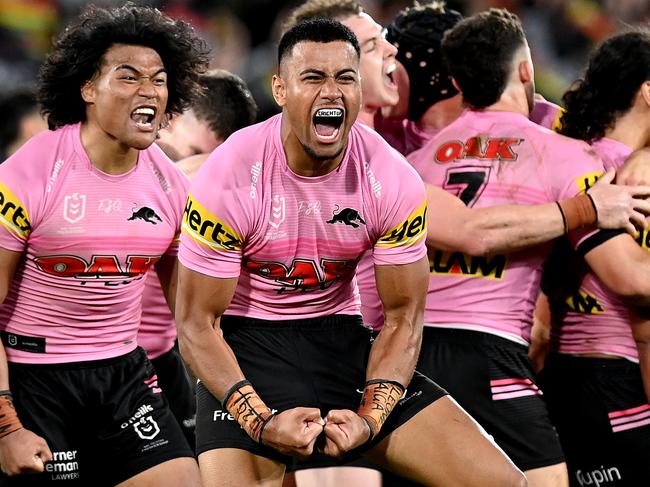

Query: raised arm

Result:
[0,247,52,476]
[426,170,650,256]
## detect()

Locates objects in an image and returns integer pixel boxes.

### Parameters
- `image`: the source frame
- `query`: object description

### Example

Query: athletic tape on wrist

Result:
[0,390,23,439]
[223,380,274,443]
[356,379,405,441]
[558,193,598,232]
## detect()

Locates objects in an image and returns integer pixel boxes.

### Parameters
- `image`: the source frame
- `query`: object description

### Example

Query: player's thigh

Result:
[525,463,568,487]
[365,396,526,487]
[199,448,285,487]
[116,457,200,487]
[291,467,381,487]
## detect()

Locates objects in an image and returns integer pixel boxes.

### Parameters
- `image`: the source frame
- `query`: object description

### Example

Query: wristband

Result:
[356,379,405,441]
[557,193,598,233]
[0,391,22,439]
[223,380,274,443]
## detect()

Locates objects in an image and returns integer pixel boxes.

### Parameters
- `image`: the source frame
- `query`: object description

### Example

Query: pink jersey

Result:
[408,109,604,344]
[558,138,640,360]
[375,116,438,157]
[529,97,563,131]
[138,270,177,359]
[0,124,189,364]
[179,114,427,320]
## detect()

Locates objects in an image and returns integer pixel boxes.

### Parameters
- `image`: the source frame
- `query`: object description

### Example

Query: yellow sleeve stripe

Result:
[376,199,427,248]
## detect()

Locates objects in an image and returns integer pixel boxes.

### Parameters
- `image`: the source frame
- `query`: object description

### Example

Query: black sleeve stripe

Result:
[576,229,625,256]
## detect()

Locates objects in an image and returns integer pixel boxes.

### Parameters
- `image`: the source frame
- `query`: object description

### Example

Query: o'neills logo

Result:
[0,182,31,239]
[250,161,262,199]
[182,195,242,251]
[376,200,427,248]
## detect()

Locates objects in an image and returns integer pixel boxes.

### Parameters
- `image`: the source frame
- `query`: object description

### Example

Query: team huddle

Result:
[1,1,650,487]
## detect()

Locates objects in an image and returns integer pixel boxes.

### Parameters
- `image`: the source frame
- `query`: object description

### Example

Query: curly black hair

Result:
[38,3,209,129]
[442,8,526,110]
[560,30,650,142]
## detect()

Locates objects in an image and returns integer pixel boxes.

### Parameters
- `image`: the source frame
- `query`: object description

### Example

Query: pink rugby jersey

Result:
[408,109,603,344]
[138,270,177,359]
[529,97,563,131]
[375,116,439,157]
[559,138,641,361]
[0,124,189,364]
[179,114,427,320]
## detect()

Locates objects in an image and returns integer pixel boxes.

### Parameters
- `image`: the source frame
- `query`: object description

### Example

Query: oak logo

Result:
[376,200,427,248]
[435,137,522,164]
[35,254,159,281]
[565,289,604,315]
[183,195,241,251]
[0,182,31,239]
[429,251,507,279]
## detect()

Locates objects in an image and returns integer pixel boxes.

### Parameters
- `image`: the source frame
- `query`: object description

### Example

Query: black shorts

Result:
[417,327,564,471]
[541,353,650,486]
[196,314,446,465]
[150,343,196,450]
[2,348,194,486]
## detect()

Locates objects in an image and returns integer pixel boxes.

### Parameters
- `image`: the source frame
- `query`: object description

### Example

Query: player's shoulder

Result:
[143,142,190,194]
[351,122,421,183]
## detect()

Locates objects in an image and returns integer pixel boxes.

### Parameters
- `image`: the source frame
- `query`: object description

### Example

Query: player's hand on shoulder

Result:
[0,428,52,476]
[588,168,650,235]
[320,409,371,457]
[260,407,324,458]
[618,147,650,186]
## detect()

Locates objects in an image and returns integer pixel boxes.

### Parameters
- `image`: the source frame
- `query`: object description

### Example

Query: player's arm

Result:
[0,247,52,476]
[426,170,650,256]
[176,265,323,457]
[154,253,178,314]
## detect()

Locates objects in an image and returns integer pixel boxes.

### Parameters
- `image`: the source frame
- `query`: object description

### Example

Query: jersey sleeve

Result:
[178,144,254,278]
[0,142,45,252]
[164,164,191,258]
[371,157,428,266]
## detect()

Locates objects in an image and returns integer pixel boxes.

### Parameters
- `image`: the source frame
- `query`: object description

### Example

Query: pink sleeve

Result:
[543,140,604,202]
[163,164,191,258]
[0,142,45,252]
[372,158,428,266]
[178,146,253,278]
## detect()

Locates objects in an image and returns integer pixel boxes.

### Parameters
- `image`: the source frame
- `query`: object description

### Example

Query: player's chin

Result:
[128,134,158,151]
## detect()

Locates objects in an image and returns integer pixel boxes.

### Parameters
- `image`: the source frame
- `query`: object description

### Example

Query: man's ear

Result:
[81,78,96,104]
[451,77,461,93]
[519,59,533,84]
[272,74,286,107]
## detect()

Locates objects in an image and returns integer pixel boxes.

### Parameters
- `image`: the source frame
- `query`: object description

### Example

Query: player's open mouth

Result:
[312,108,344,142]
[131,106,157,131]
[384,63,397,89]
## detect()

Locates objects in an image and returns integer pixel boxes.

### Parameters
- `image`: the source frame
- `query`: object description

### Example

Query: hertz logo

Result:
[635,228,650,251]
[376,200,427,248]
[182,195,242,251]
[429,251,506,279]
[566,289,605,315]
[575,172,602,193]
[0,182,31,239]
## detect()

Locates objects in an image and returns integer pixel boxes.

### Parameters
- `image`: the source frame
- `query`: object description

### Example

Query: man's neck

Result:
[357,105,377,128]
[606,107,650,151]
[280,118,344,177]
[417,94,464,131]
[80,121,139,175]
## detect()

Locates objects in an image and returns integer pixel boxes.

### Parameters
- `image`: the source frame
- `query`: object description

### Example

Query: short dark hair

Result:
[0,89,40,158]
[38,3,210,129]
[386,2,463,120]
[194,70,258,140]
[283,0,363,33]
[442,8,526,109]
[278,18,360,68]
[560,30,650,142]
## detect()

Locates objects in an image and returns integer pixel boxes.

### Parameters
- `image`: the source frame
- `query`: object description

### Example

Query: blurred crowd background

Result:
[1,0,650,121]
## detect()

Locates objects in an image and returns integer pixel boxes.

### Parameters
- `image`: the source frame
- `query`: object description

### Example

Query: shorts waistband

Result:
[546,352,639,372]
[221,314,364,331]
[423,326,526,350]
[8,347,145,370]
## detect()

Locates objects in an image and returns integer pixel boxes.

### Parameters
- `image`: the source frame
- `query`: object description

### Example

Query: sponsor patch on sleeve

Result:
[182,194,242,252]
[0,182,31,240]
[376,199,427,248]
[575,171,603,193]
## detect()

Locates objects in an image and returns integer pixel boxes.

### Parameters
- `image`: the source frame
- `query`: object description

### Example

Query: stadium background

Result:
[1,0,649,121]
